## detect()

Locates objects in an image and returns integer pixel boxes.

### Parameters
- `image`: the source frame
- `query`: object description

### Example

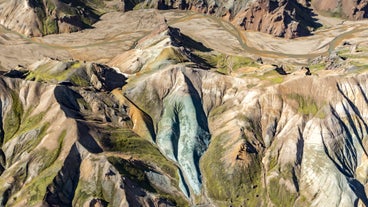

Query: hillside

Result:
[0,1,368,207]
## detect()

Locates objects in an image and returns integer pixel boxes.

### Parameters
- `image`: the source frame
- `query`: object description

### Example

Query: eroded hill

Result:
[0,2,368,207]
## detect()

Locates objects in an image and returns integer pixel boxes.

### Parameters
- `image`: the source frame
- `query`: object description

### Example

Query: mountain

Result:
[1,0,368,38]
[132,0,321,38]
[312,0,368,19]
[0,1,368,207]
[0,0,123,36]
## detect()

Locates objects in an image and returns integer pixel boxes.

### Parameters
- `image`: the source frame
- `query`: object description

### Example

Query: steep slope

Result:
[232,0,321,38]
[109,23,213,74]
[0,60,189,206]
[107,24,368,206]
[131,0,321,38]
[312,0,368,19]
[121,62,368,206]
[0,0,123,36]
[1,5,368,207]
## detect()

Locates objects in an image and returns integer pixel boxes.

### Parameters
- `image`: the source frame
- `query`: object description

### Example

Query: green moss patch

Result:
[3,90,23,143]
[101,129,178,179]
[196,52,258,74]
[309,63,326,71]
[258,69,285,84]
[268,178,298,206]
[286,93,325,118]
[26,60,90,86]
[201,132,264,206]
[97,127,188,206]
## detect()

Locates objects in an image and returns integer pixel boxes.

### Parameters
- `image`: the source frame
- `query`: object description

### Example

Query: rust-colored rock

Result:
[233,0,318,38]
[313,0,368,19]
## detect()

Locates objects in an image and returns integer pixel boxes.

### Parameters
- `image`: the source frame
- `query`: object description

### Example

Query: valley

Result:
[0,1,368,206]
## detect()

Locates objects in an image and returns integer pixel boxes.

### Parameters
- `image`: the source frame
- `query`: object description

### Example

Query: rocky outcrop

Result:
[0,0,123,36]
[0,64,188,206]
[1,4,368,206]
[312,0,368,19]
[120,61,368,206]
[131,0,321,38]
[234,0,320,38]
[109,24,212,73]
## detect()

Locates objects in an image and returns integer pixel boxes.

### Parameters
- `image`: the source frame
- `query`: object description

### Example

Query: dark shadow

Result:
[171,107,180,160]
[342,104,368,156]
[245,141,257,154]
[167,27,214,69]
[56,0,100,29]
[0,100,3,144]
[76,122,103,153]
[94,64,127,91]
[292,127,304,192]
[123,0,145,11]
[357,82,368,105]
[348,178,368,206]
[182,74,210,133]
[178,169,190,198]
[321,133,354,178]
[44,144,81,207]
[54,86,103,153]
[0,100,6,198]
[90,199,108,207]
[285,0,323,37]
[321,105,356,178]
[54,86,83,119]
[296,127,304,166]
[336,84,367,127]
[273,64,288,75]
[107,157,164,206]
[3,70,28,79]
[122,96,157,141]
[1,188,11,206]
[337,83,368,155]
[169,27,212,52]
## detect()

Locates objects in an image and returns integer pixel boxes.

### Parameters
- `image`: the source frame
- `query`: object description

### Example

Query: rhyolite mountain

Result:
[1,0,367,38]
[312,0,368,19]
[0,0,368,207]
[0,0,123,36]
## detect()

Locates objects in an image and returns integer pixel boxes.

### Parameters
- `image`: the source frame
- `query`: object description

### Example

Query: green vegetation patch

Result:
[133,2,151,10]
[26,61,90,86]
[287,93,325,118]
[26,161,63,205]
[102,129,178,179]
[268,178,298,206]
[309,62,326,71]
[38,130,66,172]
[108,157,155,191]
[258,69,285,84]
[197,52,258,74]
[145,47,189,71]
[201,131,264,206]
[98,126,188,206]
[43,17,58,35]
[108,156,188,206]
[3,90,23,143]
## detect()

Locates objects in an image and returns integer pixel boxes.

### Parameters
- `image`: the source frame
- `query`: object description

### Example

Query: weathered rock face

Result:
[104,25,368,206]
[121,62,368,206]
[0,60,188,206]
[0,0,123,36]
[132,0,321,38]
[2,54,368,206]
[312,0,368,19]
[0,0,316,38]
[233,0,319,38]
[1,3,368,206]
